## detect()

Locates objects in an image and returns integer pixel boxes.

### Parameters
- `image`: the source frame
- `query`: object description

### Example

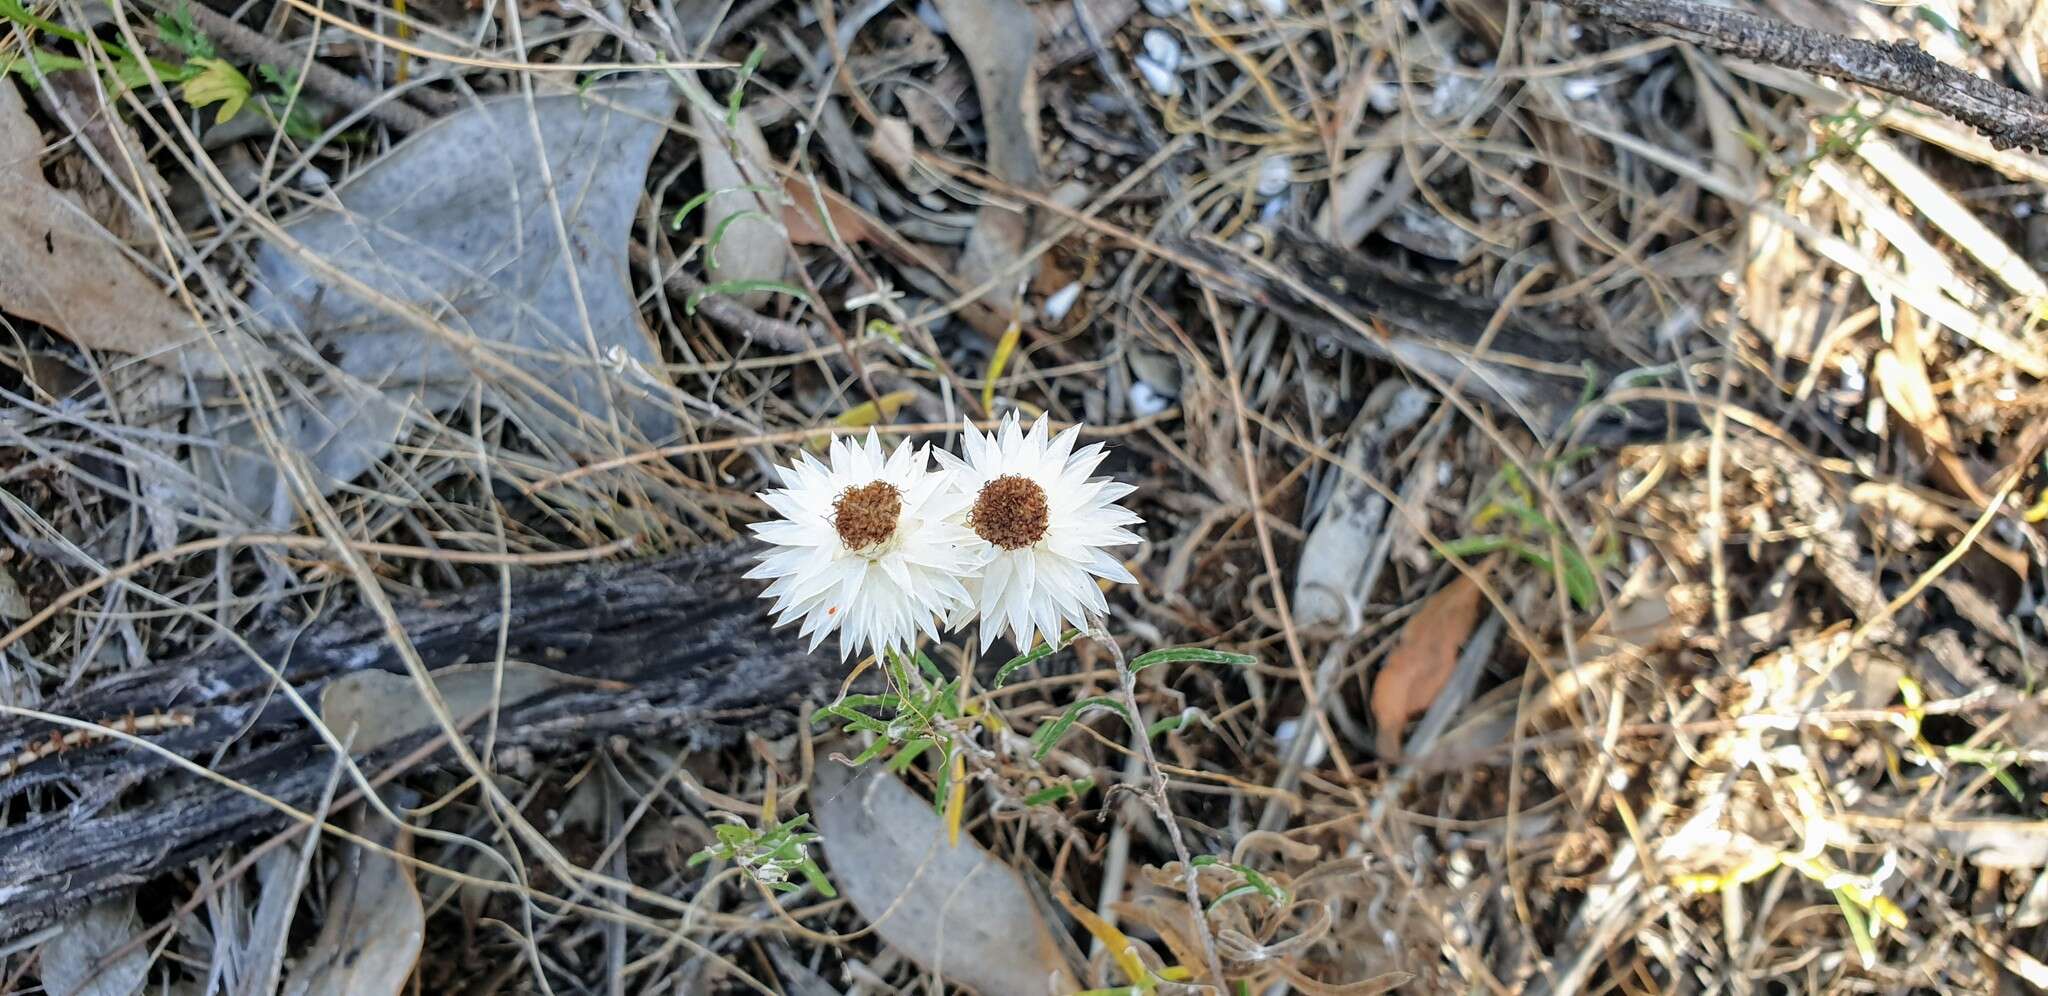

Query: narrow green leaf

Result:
[1438,535,1515,559]
[850,737,894,766]
[1021,777,1094,807]
[993,632,1077,688]
[886,737,932,773]
[798,859,838,898]
[1558,546,1600,610]
[1031,696,1133,760]
[1128,646,1256,676]
[670,183,774,230]
[724,43,768,128]
[706,208,774,270]
[685,280,811,315]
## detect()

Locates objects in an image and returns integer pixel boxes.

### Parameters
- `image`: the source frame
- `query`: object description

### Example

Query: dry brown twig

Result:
[1549,0,2048,149]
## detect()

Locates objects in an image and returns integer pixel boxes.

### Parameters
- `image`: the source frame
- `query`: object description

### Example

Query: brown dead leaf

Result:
[781,175,874,247]
[1373,566,1489,758]
[0,80,215,370]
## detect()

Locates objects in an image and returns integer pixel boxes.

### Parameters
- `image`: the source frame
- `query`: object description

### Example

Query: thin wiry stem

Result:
[1090,627,1228,987]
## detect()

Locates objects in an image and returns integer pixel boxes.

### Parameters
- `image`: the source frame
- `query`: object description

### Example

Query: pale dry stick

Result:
[1090,747,1143,945]
[1195,288,1514,995]
[1854,137,2048,300]
[1810,158,1980,309]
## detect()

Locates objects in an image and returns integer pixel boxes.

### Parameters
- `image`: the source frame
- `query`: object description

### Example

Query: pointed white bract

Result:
[747,417,1144,661]
[939,414,1144,653]
[744,431,979,662]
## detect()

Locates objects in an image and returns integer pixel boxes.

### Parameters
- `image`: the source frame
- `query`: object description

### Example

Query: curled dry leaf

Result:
[866,115,938,196]
[1372,565,1490,758]
[1874,318,1992,507]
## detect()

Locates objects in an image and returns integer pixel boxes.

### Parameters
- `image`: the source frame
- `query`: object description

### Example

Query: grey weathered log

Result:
[0,542,827,943]
[1546,0,2048,151]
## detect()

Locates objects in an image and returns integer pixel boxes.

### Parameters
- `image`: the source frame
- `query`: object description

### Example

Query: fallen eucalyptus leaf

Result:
[691,97,790,306]
[38,897,146,996]
[282,807,422,996]
[927,0,1042,308]
[814,762,1077,995]
[321,660,611,754]
[1372,565,1489,757]
[199,84,680,522]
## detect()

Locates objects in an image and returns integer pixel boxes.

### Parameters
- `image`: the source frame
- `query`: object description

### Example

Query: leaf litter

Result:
[7,0,2048,992]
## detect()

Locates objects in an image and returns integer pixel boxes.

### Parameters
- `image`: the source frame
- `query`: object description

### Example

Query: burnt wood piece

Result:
[0,542,826,943]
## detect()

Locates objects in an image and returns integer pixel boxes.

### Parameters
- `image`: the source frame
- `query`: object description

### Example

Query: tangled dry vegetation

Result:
[6,0,2048,992]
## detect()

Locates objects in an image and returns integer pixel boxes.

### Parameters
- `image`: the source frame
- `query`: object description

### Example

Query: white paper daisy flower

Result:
[746,432,979,661]
[942,414,1144,652]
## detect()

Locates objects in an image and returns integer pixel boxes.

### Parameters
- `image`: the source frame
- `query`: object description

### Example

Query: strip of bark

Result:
[1548,0,2048,150]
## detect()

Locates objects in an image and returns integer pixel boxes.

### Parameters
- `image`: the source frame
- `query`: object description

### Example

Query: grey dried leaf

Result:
[814,763,1077,995]
[282,807,422,996]
[320,661,594,754]
[691,97,791,306]
[39,897,147,996]
[196,84,680,523]
[927,0,1043,308]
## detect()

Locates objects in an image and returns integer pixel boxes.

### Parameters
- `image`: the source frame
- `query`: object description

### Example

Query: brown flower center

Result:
[833,481,902,551]
[971,475,1050,550]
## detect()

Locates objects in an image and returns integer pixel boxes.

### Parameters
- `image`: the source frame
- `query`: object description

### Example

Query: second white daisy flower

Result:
[746,432,979,661]
[942,414,1144,652]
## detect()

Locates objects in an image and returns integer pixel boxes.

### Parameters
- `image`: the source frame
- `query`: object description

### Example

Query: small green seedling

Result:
[689,813,835,897]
